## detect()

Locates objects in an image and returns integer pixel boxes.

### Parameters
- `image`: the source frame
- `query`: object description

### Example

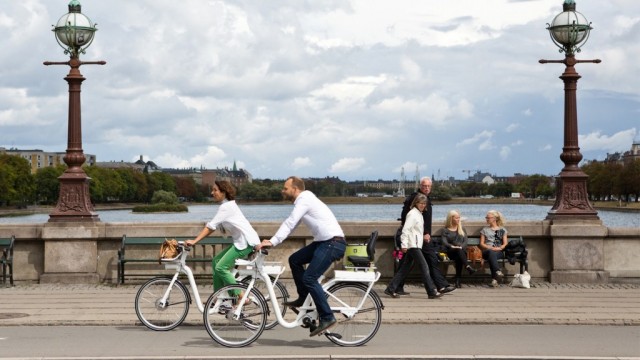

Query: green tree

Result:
[174,176,198,200]
[458,182,488,197]
[151,190,179,204]
[35,165,66,205]
[430,182,452,200]
[512,174,550,198]
[488,182,514,198]
[146,172,177,201]
[0,154,35,206]
[619,159,640,202]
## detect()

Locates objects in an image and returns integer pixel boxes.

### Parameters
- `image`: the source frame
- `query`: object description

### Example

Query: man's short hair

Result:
[287,176,305,191]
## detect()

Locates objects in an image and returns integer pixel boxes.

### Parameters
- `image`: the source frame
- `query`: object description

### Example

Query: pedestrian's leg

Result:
[386,251,414,295]
[422,245,449,290]
[288,242,317,301]
[408,248,438,296]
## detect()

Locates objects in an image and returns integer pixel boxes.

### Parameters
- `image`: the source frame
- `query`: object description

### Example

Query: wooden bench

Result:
[117,235,233,284]
[438,236,528,282]
[1,235,15,286]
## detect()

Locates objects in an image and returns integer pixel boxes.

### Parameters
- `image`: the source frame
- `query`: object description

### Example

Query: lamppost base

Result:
[48,171,100,222]
[546,171,599,222]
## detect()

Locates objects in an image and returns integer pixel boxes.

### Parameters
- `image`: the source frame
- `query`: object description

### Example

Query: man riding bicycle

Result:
[257,176,346,337]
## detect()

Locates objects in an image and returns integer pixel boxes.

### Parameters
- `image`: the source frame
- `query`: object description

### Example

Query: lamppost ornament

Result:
[540,0,600,221]
[44,0,105,222]
[53,0,97,57]
[546,0,592,55]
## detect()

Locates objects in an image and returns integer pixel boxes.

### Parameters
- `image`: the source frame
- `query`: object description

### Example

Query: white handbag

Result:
[510,271,531,289]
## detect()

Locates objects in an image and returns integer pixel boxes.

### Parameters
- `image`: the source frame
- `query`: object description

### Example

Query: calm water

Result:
[1,203,638,228]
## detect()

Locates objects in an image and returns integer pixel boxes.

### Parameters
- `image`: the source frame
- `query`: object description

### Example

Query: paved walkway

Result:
[1,281,639,326]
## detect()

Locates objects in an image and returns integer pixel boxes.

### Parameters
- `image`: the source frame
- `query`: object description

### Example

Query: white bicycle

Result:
[202,247,384,348]
[134,242,289,331]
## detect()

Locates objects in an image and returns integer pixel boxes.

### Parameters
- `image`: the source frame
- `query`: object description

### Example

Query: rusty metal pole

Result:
[540,55,600,220]
[44,56,105,222]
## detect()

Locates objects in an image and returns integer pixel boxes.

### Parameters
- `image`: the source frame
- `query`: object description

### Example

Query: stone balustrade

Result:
[0,220,639,284]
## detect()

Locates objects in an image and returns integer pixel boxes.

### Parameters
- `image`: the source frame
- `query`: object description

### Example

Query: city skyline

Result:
[1,1,638,181]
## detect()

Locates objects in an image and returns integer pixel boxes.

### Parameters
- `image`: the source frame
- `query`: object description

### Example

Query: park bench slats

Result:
[117,235,233,284]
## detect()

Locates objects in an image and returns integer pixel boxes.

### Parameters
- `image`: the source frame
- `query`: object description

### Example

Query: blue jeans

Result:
[482,249,505,279]
[289,238,346,321]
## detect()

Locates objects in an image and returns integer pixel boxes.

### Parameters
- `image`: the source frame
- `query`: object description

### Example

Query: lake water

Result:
[1,203,638,228]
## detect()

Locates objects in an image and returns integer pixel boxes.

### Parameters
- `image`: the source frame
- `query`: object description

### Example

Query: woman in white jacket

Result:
[384,193,442,299]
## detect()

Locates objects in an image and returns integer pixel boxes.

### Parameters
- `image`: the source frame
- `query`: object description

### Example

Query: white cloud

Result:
[499,146,511,160]
[457,130,494,148]
[1,1,639,181]
[330,158,366,173]
[579,129,638,152]
[506,123,519,132]
[291,157,312,169]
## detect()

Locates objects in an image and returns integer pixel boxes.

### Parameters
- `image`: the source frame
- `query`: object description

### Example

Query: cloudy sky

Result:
[1,0,638,181]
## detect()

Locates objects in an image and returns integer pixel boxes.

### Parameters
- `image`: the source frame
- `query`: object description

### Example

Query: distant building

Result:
[162,161,252,189]
[95,155,160,173]
[0,147,95,174]
[598,140,640,166]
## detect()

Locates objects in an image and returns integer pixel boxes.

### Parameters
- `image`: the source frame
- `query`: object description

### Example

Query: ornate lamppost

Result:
[540,0,600,221]
[44,0,105,222]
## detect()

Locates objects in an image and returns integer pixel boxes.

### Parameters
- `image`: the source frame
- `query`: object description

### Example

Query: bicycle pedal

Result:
[325,332,342,339]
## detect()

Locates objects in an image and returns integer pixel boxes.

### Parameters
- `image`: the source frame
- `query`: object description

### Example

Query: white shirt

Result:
[206,200,260,250]
[269,190,344,246]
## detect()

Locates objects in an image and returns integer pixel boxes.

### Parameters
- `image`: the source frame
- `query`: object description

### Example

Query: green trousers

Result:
[212,245,254,294]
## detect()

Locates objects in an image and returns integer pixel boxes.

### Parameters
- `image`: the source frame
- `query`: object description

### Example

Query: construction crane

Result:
[462,169,472,180]
[397,167,406,197]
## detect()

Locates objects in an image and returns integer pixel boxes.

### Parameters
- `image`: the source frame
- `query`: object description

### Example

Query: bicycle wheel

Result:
[240,275,289,330]
[135,277,190,331]
[325,282,382,346]
[203,284,267,348]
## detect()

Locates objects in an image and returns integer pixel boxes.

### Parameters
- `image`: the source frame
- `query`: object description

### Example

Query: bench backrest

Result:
[467,236,524,247]
[121,235,233,247]
[0,236,15,250]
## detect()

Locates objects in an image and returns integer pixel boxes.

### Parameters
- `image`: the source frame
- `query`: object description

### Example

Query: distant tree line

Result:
[0,154,209,207]
[582,159,640,202]
[4,152,637,207]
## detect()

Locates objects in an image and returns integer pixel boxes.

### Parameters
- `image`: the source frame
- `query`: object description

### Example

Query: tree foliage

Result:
[582,159,640,202]
[0,154,36,206]
[34,165,65,205]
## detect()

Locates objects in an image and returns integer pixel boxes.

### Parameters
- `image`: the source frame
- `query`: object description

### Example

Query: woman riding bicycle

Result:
[185,180,259,295]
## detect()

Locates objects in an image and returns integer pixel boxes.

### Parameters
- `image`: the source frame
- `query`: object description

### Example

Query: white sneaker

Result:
[217,300,233,314]
[491,279,499,288]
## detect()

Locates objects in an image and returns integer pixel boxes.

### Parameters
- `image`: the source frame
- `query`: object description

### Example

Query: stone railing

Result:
[0,220,638,284]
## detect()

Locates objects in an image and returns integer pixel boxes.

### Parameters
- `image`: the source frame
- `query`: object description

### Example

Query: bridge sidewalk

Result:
[1,281,639,326]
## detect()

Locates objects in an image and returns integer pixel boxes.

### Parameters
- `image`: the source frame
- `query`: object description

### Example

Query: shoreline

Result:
[1,197,638,217]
